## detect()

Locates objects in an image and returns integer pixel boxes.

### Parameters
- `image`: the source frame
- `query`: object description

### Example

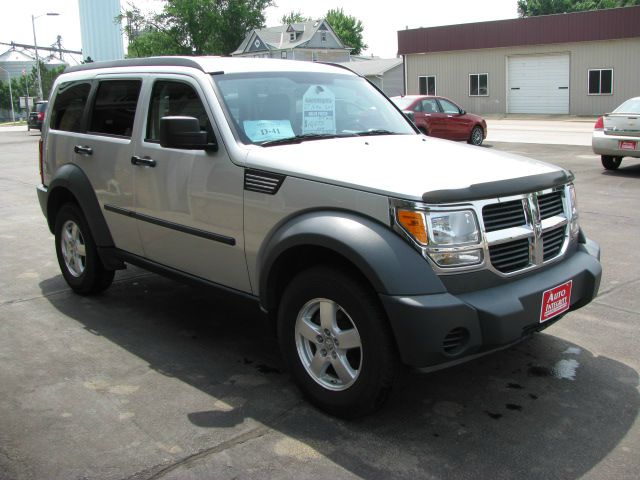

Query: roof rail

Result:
[64,56,212,74]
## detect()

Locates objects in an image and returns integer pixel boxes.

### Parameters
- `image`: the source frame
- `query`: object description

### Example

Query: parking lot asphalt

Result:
[0,127,639,480]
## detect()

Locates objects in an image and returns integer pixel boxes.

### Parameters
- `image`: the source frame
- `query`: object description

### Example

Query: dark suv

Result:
[28,101,48,131]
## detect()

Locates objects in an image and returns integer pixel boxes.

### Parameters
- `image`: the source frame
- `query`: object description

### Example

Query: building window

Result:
[469,73,488,96]
[290,32,296,41]
[418,75,436,95]
[588,69,613,95]
[321,32,327,43]
[281,51,287,59]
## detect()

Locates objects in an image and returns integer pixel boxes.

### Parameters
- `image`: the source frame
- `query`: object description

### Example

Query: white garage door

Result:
[508,54,570,114]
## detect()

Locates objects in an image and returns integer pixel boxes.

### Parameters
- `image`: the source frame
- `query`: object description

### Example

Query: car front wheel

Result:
[468,125,484,146]
[54,203,115,294]
[277,266,398,418]
[601,155,622,170]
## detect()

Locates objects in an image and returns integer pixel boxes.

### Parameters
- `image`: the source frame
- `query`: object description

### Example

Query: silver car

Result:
[592,97,640,170]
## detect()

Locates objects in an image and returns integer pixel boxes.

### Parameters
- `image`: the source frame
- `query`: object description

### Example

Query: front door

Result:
[437,98,469,141]
[132,76,250,293]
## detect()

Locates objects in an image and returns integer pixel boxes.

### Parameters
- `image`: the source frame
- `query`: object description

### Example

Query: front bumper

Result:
[380,238,601,368]
[592,131,640,158]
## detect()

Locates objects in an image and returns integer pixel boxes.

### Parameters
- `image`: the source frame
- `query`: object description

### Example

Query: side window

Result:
[469,73,488,96]
[146,81,213,143]
[438,98,461,114]
[418,75,436,96]
[588,69,613,95]
[420,99,439,113]
[49,82,91,132]
[89,80,141,137]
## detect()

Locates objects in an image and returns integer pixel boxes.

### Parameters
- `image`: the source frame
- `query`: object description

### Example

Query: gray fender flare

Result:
[46,163,115,248]
[257,210,445,310]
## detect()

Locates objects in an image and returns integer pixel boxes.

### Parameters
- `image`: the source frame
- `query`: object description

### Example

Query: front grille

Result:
[538,191,564,219]
[482,200,526,232]
[488,238,530,273]
[481,188,568,275]
[543,226,565,260]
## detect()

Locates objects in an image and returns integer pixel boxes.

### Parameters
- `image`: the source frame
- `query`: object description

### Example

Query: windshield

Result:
[614,98,640,114]
[213,71,415,145]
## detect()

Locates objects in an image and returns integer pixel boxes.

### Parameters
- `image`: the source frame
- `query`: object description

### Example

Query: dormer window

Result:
[290,32,296,41]
[321,32,327,43]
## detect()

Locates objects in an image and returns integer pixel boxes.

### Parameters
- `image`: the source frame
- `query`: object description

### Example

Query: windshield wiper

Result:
[354,129,398,137]
[260,133,354,147]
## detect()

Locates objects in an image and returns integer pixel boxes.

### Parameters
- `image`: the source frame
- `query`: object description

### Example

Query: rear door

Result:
[132,75,250,292]
[82,77,145,255]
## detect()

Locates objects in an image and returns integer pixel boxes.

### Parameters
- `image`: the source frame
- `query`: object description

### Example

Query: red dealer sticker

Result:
[619,140,637,151]
[540,280,573,323]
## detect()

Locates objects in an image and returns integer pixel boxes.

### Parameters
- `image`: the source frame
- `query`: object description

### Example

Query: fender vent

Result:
[244,169,285,195]
[442,327,470,356]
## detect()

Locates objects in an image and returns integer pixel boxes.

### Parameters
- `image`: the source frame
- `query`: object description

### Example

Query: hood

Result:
[244,134,568,202]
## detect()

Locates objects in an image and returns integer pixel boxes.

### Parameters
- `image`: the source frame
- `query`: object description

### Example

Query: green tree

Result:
[325,8,367,56]
[280,11,311,24]
[120,0,273,57]
[517,0,640,16]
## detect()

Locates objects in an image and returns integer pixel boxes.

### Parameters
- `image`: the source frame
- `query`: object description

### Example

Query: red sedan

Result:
[391,95,487,146]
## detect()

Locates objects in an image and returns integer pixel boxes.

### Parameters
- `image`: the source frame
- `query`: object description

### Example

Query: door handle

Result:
[131,156,157,167]
[74,145,93,156]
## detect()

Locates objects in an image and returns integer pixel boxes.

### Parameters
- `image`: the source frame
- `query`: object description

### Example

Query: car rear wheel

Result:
[601,155,622,170]
[468,125,484,146]
[54,203,115,294]
[277,266,398,418]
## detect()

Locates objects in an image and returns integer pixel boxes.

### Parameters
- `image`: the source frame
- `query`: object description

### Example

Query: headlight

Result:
[429,211,479,245]
[396,207,483,267]
[568,184,579,239]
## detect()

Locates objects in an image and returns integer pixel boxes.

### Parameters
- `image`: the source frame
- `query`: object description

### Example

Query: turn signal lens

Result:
[397,210,428,245]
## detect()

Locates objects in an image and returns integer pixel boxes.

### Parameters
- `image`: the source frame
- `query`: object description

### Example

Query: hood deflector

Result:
[422,170,574,204]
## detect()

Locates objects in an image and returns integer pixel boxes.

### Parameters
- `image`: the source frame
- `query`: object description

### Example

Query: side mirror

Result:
[460,109,466,115]
[159,116,217,151]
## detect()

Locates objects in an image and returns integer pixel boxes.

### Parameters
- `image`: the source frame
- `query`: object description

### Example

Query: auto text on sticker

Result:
[540,280,572,323]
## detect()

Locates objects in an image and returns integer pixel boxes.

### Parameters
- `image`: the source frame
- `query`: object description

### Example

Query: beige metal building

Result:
[398,7,640,115]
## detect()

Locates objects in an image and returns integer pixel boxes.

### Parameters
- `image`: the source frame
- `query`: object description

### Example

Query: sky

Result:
[0,0,518,62]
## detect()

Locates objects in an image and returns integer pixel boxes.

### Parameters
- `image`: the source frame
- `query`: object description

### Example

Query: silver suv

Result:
[37,57,602,417]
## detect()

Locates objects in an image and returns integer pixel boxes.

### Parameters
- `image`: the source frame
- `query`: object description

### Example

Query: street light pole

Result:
[31,12,59,101]
[0,67,16,122]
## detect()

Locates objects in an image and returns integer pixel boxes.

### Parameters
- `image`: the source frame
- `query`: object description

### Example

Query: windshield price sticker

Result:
[302,85,336,135]
[540,280,572,323]
[243,120,295,143]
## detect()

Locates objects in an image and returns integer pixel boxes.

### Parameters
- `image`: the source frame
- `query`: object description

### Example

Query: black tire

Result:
[54,203,115,294]
[468,125,484,146]
[601,155,622,170]
[277,266,398,418]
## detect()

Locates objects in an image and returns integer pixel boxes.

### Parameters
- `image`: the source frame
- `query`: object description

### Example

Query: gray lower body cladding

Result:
[380,241,602,368]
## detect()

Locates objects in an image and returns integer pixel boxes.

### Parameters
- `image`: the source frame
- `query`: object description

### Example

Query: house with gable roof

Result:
[231,19,351,62]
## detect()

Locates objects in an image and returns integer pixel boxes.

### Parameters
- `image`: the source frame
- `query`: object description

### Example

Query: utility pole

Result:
[31,12,60,100]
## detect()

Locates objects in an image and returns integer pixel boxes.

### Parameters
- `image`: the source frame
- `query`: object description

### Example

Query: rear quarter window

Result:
[49,82,91,132]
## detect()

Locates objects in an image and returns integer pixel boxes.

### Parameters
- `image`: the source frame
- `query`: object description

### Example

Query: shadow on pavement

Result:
[40,272,639,480]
